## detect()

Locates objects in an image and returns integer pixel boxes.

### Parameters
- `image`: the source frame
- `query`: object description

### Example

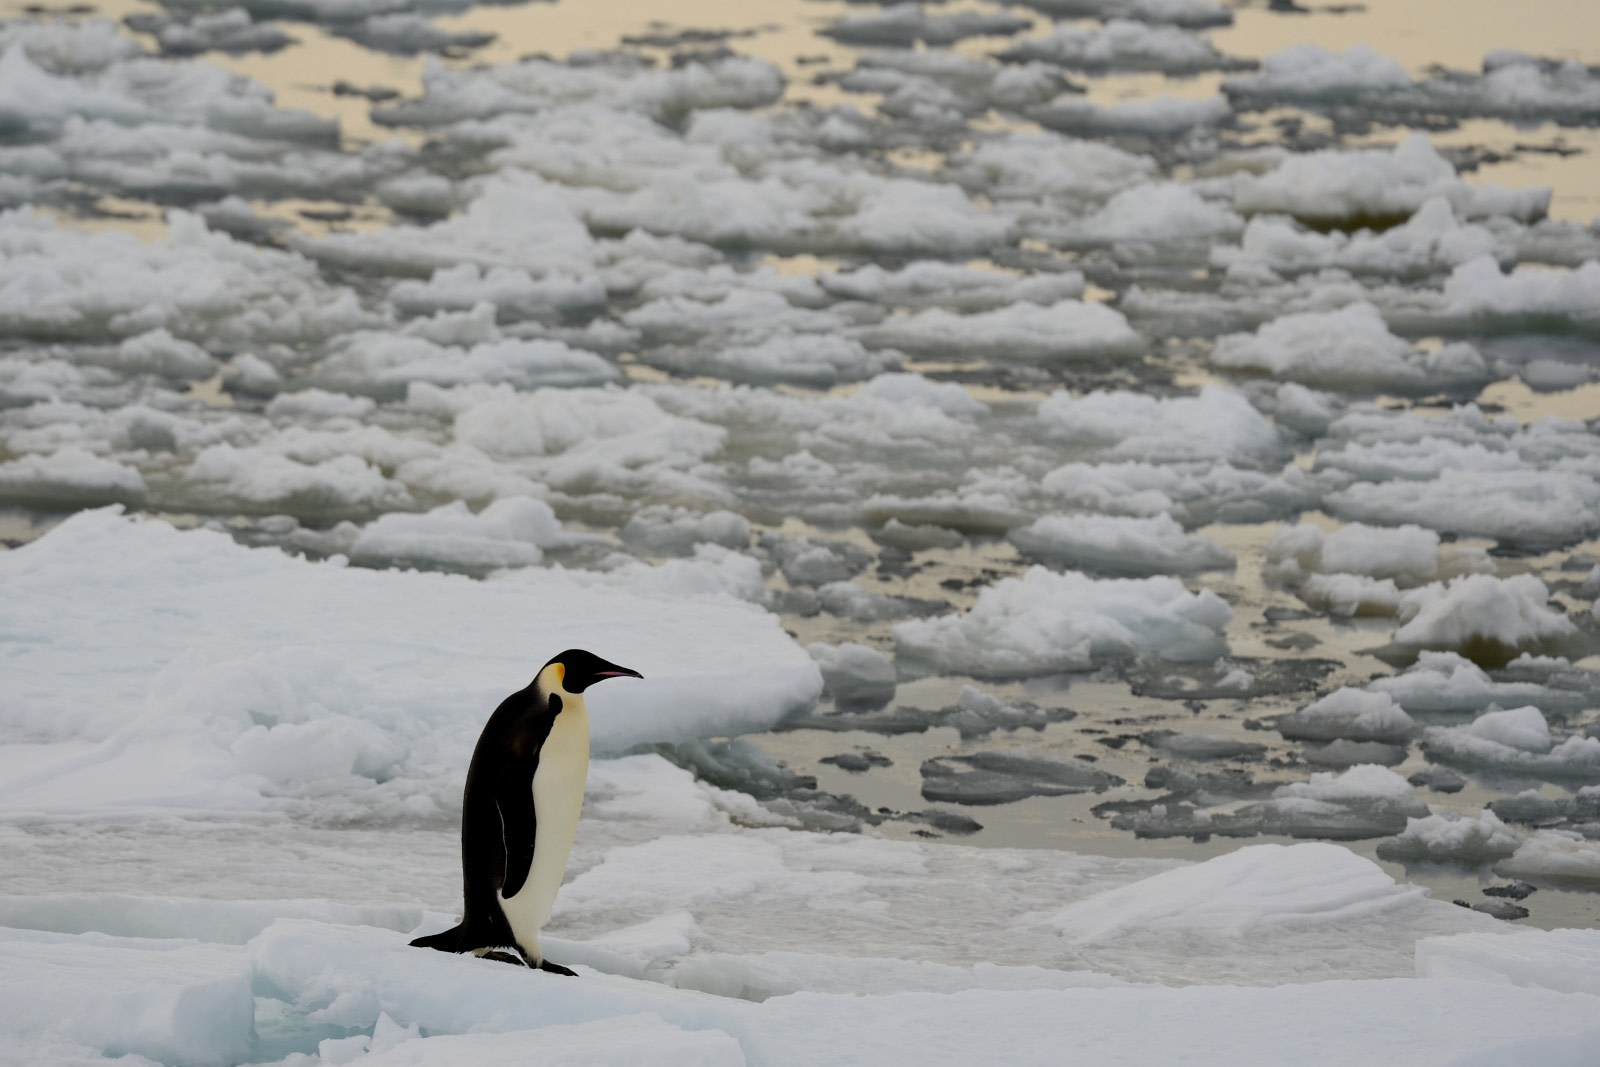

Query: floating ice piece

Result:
[1224,44,1410,102]
[921,750,1122,805]
[0,16,143,73]
[1037,385,1287,466]
[334,12,494,55]
[1212,303,1488,392]
[1266,521,1447,583]
[1376,810,1524,865]
[1228,44,1600,127]
[574,163,1016,256]
[0,208,376,348]
[822,4,1032,46]
[1423,707,1600,783]
[619,505,751,556]
[578,545,770,606]
[1000,19,1250,74]
[1009,513,1233,576]
[1050,843,1426,943]
[1041,460,1315,526]
[954,133,1158,204]
[808,642,897,708]
[647,333,901,387]
[1370,652,1595,716]
[129,9,296,57]
[0,42,331,140]
[1242,764,1430,839]
[1030,93,1231,138]
[375,52,784,127]
[1277,689,1417,744]
[1012,0,1232,29]
[293,171,598,278]
[1418,926,1600,996]
[1064,181,1243,245]
[316,329,620,396]
[182,443,414,519]
[818,261,1085,311]
[348,497,567,572]
[0,509,820,815]
[1495,831,1600,888]
[0,928,254,1067]
[894,565,1231,678]
[1297,573,1402,618]
[1398,255,1600,336]
[391,262,608,318]
[1233,135,1550,226]
[859,300,1143,361]
[0,446,146,506]
[1391,574,1577,664]
[1213,198,1503,279]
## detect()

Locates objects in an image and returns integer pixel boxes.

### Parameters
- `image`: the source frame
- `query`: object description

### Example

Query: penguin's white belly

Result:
[498,698,589,960]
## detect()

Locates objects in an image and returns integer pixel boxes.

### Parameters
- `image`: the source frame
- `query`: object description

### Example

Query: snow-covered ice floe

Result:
[0,509,819,817]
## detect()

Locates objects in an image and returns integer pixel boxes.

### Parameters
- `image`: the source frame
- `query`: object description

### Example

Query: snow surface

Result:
[2,4,1600,1064]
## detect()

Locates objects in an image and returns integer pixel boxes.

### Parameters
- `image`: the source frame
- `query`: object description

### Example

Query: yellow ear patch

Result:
[553,662,565,686]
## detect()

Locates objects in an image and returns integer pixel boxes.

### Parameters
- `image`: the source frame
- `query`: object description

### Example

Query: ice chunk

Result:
[1276,689,1417,743]
[0,208,375,347]
[0,446,146,506]
[0,928,253,1067]
[1041,460,1314,526]
[1036,386,1286,466]
[1423,708,1600,783]
[1012,0,1232,29]
[808,642,898,709]
[818,262,1084,312]
[1418,927,1600,996]
[1008,513,1234,576]
[1391,574,1577,663]
[1212,303,1488,392]
[1030,94,1231,139]
[348,497,567,572]
[1233,136,1549,226]
[1376,811,1524,865]
[894,565,1231,678]
[0,509,820,815]
[921,750,1122,805]
[822,4,1032,47]
[1495,831,1600,888]
[1050,843,1428,942]
[999,19,1250,73]
[619,505,751,555]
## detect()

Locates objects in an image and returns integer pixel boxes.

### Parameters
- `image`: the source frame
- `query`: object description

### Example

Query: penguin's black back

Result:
[411,680,563,957]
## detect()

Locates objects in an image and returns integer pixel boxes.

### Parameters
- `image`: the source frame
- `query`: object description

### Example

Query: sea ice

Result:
[1375,810,1525,865]
[1211,302,1489,392]
[1391,574,1578,663]
[893,565,1232,678]
[999,19,1251,74]
[0,509,820,817]
[1233,135,1550,226]
[1008,513,1234,575]
[1423,707,1600,784]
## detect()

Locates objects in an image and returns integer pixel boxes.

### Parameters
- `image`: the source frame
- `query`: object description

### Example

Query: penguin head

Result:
[541,649,643,695]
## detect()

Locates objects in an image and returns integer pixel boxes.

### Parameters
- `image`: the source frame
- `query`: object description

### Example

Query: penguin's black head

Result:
[544,649,643,694]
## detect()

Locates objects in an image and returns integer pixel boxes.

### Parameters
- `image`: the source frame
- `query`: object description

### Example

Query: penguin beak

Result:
[593,666,643,681]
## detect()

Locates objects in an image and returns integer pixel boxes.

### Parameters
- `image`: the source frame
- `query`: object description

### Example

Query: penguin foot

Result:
[537,959,578,977]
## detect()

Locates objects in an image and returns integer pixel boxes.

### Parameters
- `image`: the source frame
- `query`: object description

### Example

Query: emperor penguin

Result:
[411,648,642,975]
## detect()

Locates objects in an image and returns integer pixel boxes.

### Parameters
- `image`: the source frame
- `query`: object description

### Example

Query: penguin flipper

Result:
[496,765,538,900]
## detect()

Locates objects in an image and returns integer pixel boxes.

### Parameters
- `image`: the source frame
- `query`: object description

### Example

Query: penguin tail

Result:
[410,923,470,953]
